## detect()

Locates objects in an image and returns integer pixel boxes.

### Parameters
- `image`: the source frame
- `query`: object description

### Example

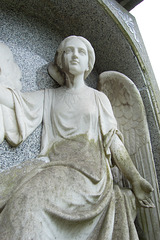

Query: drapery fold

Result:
[0,86,138,239]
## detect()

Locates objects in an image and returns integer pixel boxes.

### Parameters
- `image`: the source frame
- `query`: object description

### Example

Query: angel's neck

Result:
[65,73,85,90]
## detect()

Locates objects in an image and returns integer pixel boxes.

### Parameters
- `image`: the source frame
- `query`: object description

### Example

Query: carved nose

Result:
[72,49,78,58]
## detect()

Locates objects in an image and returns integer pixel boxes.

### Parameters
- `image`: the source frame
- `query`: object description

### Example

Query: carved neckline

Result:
[61,85,91,95]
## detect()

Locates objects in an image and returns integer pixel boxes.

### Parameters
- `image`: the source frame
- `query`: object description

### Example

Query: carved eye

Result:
[79,49,86,55]
[65,48,72,54]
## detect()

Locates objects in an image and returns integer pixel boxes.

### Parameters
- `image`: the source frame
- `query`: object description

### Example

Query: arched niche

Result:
[0,0,160,238]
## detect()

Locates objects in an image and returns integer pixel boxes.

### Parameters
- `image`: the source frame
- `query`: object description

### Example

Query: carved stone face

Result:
[0,45,12,81]
[0,44,12,77]
[62,38,89,77]
[0,43,22,89]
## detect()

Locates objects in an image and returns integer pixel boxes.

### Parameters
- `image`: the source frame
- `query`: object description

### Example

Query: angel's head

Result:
[48,36,95,85]
[0,42,22,90]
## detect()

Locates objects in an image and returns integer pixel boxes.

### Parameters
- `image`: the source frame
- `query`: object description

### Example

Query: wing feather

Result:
[98,71,160,240]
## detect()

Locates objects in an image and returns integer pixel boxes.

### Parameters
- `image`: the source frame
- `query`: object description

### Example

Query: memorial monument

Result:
[0,0,160,239]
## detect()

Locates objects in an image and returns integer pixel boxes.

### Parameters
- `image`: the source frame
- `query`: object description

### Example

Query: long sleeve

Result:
[95,90,123,165]
[95,90,117,140]
[2,89,44,146]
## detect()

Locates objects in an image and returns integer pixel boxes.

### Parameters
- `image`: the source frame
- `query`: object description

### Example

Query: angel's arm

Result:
[0,85,14,109]
[110,134,154,208]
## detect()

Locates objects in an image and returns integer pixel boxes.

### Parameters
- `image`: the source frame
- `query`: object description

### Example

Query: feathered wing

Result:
[98,71,160,240]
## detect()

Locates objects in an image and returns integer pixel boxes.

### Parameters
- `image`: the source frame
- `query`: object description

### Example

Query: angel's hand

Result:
[132,176,155,208]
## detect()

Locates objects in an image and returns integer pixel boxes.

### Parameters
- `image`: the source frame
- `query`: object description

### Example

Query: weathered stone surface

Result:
[0,159,46,210]
[0,1,160,239]
[0,1,159,182]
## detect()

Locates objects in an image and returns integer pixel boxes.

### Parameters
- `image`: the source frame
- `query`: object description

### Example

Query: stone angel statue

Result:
[0,36,157,240]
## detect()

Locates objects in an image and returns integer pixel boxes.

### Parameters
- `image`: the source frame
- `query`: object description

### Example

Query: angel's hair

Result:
[55,35,95,81]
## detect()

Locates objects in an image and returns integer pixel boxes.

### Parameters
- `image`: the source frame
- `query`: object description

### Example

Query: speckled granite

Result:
[0,0,159,191]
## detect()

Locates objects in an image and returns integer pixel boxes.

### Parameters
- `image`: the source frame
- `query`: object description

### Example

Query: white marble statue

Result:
[0,42,22,90]
[0,42,22,144]
[0,36,155,240]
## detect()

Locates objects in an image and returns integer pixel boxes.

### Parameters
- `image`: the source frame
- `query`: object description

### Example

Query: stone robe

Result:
[0,86,139,240]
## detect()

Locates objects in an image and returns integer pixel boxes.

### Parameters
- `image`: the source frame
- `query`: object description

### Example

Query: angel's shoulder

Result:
[93,88,111,104]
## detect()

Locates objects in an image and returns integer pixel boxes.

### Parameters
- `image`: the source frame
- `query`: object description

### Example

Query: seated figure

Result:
[0,36,154,240]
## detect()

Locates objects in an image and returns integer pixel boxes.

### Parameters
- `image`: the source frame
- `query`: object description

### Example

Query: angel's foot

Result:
[132,176,155,208]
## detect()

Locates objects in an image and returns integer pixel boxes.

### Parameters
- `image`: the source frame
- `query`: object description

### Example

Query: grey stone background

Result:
[0,0,159,190]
